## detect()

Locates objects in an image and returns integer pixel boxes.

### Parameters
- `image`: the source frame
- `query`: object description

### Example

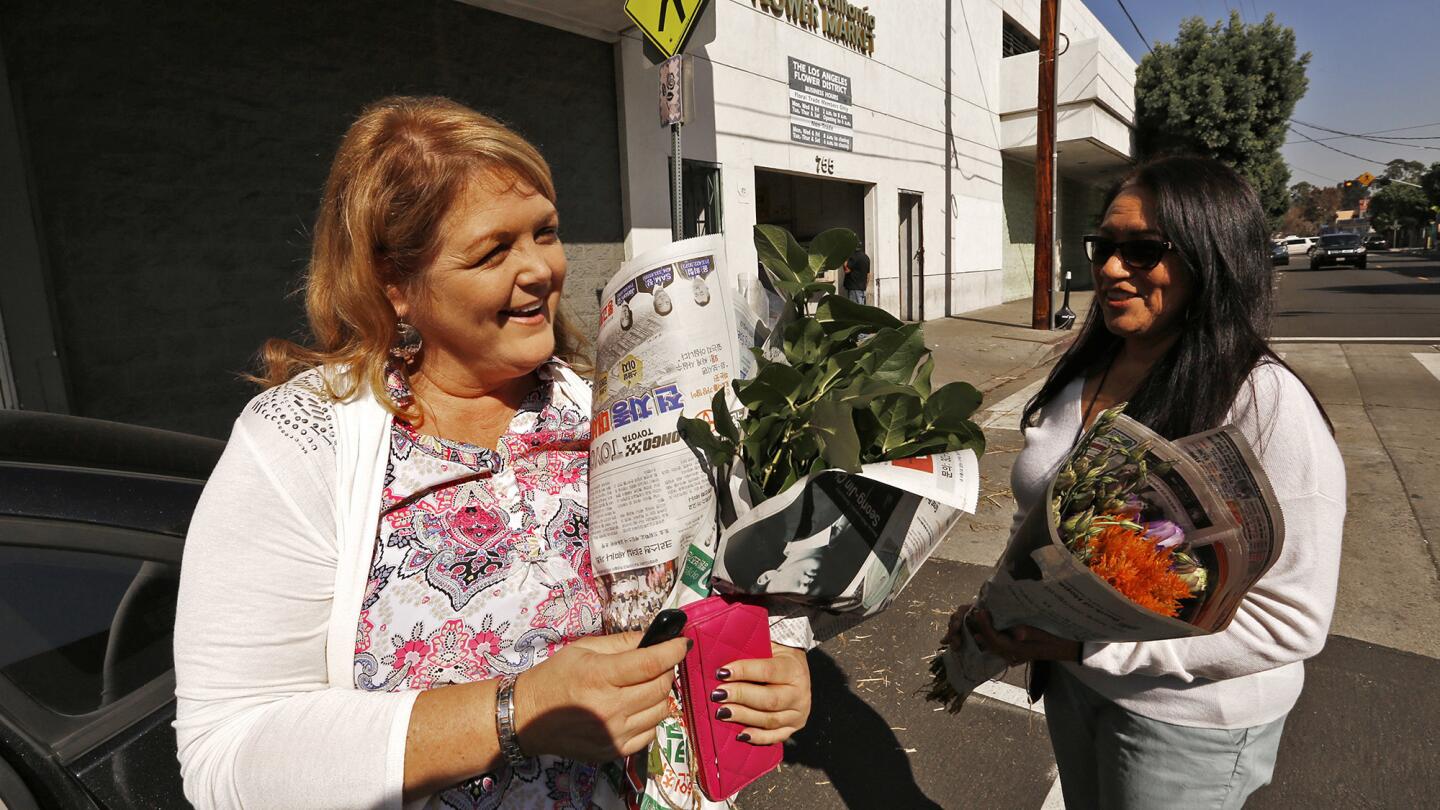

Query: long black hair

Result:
[1021,154,1326,440]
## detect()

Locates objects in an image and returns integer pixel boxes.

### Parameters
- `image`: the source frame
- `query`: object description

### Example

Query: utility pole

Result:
[944,0,953,317]
[1032,0,1059,330]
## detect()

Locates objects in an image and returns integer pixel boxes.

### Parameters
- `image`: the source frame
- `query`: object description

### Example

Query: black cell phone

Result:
[637,609,688,648]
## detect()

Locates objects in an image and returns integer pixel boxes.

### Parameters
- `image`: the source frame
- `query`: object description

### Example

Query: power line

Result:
[1285,131,1440,146]
[1115,0,1154,55]
[1287,125,1396,167]
[1289,164,1340,184]
[1290,118,1440,150]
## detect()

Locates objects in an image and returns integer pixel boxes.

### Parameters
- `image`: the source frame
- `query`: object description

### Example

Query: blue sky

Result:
[1086,0,1440,188]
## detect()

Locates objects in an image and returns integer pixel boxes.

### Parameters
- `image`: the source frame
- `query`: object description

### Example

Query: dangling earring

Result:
[391,320,422,363]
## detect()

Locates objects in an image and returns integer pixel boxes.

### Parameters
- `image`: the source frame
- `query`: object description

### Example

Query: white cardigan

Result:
[174,366,591,809]
[1010,362,1346,729]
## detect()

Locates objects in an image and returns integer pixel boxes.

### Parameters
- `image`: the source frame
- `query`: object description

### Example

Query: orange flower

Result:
[1085,523,1194,618]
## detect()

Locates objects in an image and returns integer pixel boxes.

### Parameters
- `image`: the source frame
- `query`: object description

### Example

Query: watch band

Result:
[494,674,527,766]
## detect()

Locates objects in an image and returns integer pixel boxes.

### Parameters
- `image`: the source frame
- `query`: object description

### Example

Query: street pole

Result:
[1032,0,1059,330]
[943,0,953,318]
[660,55,686,242]
[671,122,683,241]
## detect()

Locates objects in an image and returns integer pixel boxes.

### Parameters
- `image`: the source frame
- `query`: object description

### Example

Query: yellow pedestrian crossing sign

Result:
[625,0,711,60]
[1356,172,1376,186]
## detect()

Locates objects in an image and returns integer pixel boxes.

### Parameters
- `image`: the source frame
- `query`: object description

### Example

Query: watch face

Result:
[653,287,673,316]
[619,303,633,330]
[692,277,711,306]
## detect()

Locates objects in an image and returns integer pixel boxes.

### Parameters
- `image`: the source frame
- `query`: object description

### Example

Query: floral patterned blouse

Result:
[353,360,605,809]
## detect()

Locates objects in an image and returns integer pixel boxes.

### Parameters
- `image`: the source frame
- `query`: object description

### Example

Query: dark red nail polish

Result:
[715,706,731,720]
[737,732,751,742]
[716,667,731,680]
[710,688,727,702]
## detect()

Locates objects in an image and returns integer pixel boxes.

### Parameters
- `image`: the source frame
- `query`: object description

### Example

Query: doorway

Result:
[898,191,924,321]
[754,169,868,287]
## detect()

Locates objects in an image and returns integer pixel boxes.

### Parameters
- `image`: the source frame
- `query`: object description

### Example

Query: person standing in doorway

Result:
[842,245,870,305]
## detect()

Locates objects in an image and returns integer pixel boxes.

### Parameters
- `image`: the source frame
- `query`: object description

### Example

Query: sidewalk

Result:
[922,292,1091,395]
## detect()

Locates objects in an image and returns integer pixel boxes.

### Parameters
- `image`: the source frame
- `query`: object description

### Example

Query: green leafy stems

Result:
[678,225,986,504]
[1049,404,1174,558]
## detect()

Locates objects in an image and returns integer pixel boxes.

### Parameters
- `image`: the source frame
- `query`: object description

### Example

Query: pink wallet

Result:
[678,596,782,801]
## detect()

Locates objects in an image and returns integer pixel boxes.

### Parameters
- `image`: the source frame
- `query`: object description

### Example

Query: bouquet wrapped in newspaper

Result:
[925,403,1285,712]
[587,228,982,808]
[674,225,983,636]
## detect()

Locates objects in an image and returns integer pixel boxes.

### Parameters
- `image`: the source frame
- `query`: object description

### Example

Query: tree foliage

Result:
[1134,12,1310,228]
[1370,183,1431,235]
[678,225,984,503]
[1420,162,1440,209]
[1283,182,1341,235]
[1382,159,1425,184]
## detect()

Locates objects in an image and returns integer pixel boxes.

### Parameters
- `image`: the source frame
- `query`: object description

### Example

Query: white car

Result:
[1281,235,1318,257]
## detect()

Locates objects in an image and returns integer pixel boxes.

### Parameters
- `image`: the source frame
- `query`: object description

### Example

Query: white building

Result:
[0,0,1136,428]
[478,0,1137,321]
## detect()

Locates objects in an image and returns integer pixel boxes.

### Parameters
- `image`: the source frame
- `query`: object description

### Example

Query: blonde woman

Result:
[174,97,810,808]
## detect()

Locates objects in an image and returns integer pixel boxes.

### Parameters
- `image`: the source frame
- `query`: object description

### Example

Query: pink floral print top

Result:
[354,360,604,809]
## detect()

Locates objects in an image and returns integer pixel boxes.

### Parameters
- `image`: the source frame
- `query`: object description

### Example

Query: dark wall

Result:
[0,0,622,438]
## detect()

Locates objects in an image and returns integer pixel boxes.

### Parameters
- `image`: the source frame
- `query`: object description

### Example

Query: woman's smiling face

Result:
[1093,183,1193,346]
[389,172,566,387]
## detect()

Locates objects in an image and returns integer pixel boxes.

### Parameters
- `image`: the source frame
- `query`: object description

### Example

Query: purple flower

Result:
[1144,520,1186,550]
[1121,494,1145,518]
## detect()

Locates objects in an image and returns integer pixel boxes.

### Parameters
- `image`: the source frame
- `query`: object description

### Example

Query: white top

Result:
[1009,362,1346,729]
[173,364,593,809]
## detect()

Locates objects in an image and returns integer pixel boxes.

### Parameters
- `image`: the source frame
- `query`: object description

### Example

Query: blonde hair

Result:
[257,95,590,409]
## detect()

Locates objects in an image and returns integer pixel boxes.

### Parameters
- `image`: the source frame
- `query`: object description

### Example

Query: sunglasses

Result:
[1083,235,1174,270]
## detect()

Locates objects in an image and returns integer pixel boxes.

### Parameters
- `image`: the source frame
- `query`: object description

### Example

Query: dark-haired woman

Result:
[950,155,1345,808]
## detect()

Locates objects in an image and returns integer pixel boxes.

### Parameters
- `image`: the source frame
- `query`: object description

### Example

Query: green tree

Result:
[1281,181,1341,235]
[1382,159,1425,184]
[1420,162,1440,208]
[1369,183,1430,245]
[1134,12,1310,228]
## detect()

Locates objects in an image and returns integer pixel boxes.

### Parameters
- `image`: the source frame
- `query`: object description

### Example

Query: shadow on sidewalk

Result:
[781,650,942,809]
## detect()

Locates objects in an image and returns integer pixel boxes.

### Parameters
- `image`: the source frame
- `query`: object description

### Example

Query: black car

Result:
[1309,233,1367,270]
[0,411,222,809]
[1270,241,1289,266]
[1364,234,1390,251]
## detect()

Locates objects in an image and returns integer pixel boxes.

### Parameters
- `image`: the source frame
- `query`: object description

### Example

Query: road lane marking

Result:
[972,679,1044,714]
[1041,771,1066,810]
[1412,352,1440,384]
[979,380,1044,431]
[1272,337,1440,343]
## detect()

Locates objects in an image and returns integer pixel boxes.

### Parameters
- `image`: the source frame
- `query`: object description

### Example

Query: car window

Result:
[1286,238,1304,245]
[0,544,178,716]
[1320,235,1360,246]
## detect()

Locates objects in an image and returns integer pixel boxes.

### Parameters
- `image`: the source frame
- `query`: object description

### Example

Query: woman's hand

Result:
[515,631,687,763]
[965,606,1081,665]
[710,643,811,745]
[942,603,975,647]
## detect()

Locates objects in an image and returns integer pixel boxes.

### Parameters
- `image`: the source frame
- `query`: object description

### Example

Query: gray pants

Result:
[1046,666,1287,809]
[845,288,866,305]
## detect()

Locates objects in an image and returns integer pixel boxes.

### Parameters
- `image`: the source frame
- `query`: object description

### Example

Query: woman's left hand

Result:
[710,643,811,745]
[970,608,1082,665]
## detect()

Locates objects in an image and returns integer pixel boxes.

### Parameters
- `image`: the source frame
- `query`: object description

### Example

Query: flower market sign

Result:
[750,0,877,57]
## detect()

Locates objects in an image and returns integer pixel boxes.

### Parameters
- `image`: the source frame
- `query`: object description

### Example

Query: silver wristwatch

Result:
[494,674,526,766]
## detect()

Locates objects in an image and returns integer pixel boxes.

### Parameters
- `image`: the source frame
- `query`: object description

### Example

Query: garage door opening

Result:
[754,169,869,288]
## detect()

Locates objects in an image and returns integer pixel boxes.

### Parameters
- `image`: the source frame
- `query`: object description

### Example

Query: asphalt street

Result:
[1273,251,1440,339]
[742,261,1440,808]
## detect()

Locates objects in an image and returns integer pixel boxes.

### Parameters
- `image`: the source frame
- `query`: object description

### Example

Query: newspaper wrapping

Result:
[589,236,982,807]
[940,414,1284,706]
[591,235,758,809]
